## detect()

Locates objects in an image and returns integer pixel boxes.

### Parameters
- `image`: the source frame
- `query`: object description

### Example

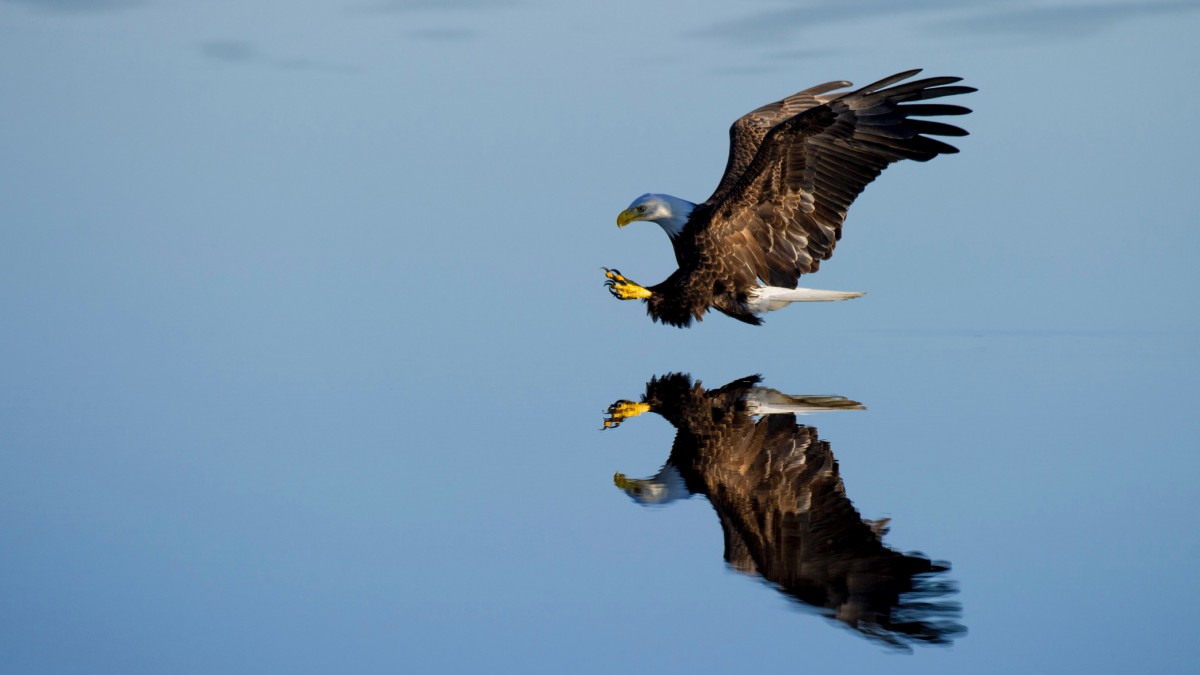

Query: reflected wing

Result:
[699,70,974,287]
[707,79,853,206]
[613,373,964,648]
[711,415,965,648]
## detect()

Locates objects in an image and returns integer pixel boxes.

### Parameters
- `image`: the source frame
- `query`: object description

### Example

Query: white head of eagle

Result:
[616,193,695,240]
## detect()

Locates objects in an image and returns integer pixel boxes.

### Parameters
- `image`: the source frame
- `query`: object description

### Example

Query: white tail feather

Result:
[748,286,866,313]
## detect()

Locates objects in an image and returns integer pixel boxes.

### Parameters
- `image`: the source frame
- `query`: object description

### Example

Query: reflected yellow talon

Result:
[602,400,651,429]
[602,268,652,300]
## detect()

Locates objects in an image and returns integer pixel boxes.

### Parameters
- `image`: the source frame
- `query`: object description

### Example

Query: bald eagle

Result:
[604,69,974,327]
[604,373,965,648]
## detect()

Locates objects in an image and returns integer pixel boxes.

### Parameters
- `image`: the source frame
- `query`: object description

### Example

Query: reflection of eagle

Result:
[605,373,964,649]
[604,70,974,327]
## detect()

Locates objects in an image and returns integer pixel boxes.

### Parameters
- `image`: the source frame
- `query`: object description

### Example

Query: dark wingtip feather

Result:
[905,119,970,137]
[913,85,977,101]
[858,69,924,94]
[908,138,963,160]
[896,103,974,117]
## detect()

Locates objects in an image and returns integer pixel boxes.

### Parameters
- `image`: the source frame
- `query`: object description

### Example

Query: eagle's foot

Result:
[603,268,652,300]
[602,400,650,429]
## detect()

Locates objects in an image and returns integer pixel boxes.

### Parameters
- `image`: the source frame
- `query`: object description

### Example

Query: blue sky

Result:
[2,1,1199,673]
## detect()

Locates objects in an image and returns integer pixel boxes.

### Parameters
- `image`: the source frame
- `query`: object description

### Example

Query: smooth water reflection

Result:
[3,0,1199,671]
[602,373,965,650]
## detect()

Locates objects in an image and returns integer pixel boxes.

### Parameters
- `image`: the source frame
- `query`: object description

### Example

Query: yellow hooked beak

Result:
[613,472,639,490]
[616,209,639,227]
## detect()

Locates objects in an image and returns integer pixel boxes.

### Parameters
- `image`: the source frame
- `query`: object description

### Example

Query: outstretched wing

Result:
[696,69,975,288]
[707,79,853,206]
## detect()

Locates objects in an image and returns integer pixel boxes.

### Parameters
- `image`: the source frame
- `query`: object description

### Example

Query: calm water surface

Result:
[5,328,1195,673]
[2,1,1199,673]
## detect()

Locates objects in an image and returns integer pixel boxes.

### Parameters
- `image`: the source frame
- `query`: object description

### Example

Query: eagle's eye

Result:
[636,205,646,213]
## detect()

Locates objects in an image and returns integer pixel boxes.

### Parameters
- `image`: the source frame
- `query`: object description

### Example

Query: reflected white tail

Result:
[748,286,866,313]
[744,389,866,416]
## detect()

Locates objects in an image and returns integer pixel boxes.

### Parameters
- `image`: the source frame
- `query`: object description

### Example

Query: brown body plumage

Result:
[611,70,975,327]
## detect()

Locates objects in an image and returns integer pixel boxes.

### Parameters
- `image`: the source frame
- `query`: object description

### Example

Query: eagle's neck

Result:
[652,194,695,240]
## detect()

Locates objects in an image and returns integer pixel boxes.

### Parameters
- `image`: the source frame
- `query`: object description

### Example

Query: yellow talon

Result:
[603,268,652,300]
[602,400,651,429]
[610,281,652,300]
[602,267,626,283]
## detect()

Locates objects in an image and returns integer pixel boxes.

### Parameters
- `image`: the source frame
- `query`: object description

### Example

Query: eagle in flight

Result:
[604,373,965,648]
[604,69,974,327]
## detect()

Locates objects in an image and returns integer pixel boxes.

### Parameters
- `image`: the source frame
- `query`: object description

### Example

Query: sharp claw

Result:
[603,400,649,429]
[603,269,650,300]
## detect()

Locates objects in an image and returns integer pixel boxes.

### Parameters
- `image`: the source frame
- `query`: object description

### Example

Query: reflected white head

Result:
[613,464,690,506]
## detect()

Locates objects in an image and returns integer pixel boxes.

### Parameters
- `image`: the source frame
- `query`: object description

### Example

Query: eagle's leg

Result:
[603,268,652,300]
[602,399,651,429]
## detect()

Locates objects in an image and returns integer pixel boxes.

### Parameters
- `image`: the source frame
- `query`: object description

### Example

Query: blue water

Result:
[2,1,1199,672]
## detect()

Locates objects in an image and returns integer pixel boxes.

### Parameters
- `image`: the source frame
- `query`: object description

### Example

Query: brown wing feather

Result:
[707,80,853,206]
[699,70,975,289]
